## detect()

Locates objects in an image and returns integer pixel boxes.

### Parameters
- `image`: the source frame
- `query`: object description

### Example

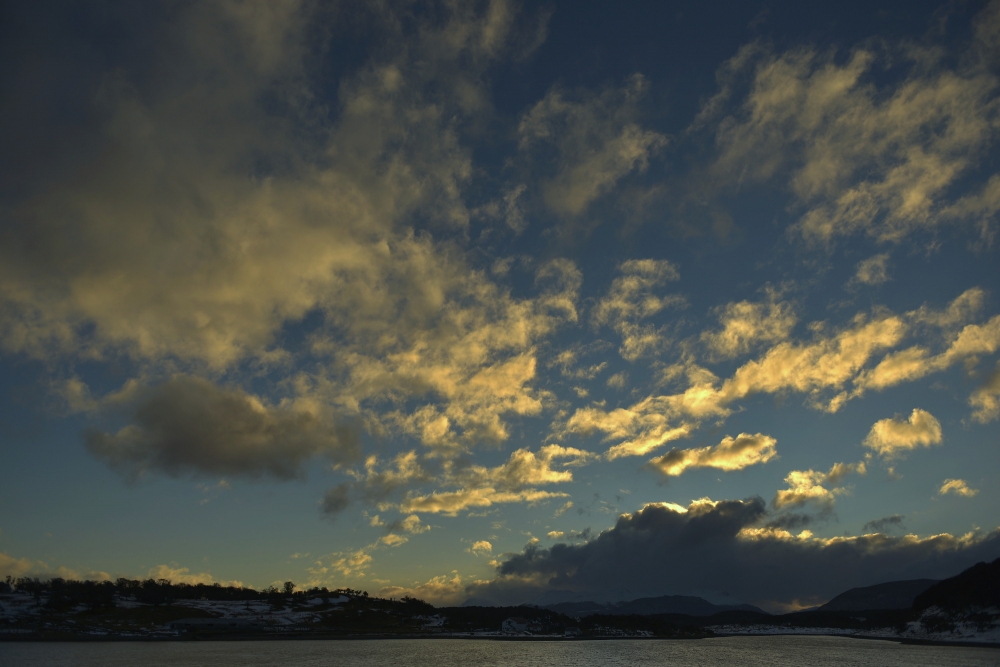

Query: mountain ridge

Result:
[541,594,766,618]
[818,579,939,612]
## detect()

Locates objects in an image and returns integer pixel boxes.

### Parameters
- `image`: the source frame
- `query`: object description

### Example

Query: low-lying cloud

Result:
[470,499,1000,610]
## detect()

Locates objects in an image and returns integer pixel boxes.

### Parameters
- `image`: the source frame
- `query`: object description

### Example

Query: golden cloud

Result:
[592,259,683,361]
[454,444,595,491]
[400,487,568,516]
[701,292,797,360]
[773,461,866,509]
[969,363,1000,424]
[704,5,1000,244]
[1,0,579,486]
[648,433,777,477]
[863,409,942,459]
[468,540,493,556]
[146,564,243,588]
[938,479,979,498]
[377,572,468,606]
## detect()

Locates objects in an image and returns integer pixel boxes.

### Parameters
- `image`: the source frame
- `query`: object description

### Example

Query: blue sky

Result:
[1,0,999,611]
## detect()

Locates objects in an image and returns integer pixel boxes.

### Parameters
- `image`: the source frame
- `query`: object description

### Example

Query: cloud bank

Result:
[471,499,1000,610]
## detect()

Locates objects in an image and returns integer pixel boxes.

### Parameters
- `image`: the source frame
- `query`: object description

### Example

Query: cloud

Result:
[337,256,582,456]
[400,487,568,516]
[387,514,432,535]
[310,548,374,581]
[851,291,997,394]
[863,409,942,459]
[84,376,358,480]
[518,74,667,217]
[562,308,910,456]
[478,184,529,233]
[330,550,373,577]
[469,499,1000,609]
[1,0,585,484]
[352,452,431,504]
[0,551,112,583]
[0,552,36,578]
[711,291,996,413]
[340,444,589,516]
[562,396,697,460]
[593,259,683,361]
[453,444,595,492]
[468,540,493,556]
[703,3,1000,244]
[716,313,906,413]
[701,292,797,360]
[558,290,995,465]
[321,484,352,516]
[648,433,777,477]
[851,254,891,286]
[146,564,242,588]
[911,287,987,331]
[772,461,866,510]
[378,572,468,606]
[378,534,409,548]
[969,363,1000,423]
[938,479,979,498]
[863,514,905,533]
[606,372,628,390]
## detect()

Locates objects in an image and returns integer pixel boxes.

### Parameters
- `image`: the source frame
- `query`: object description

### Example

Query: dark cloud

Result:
[863,514,905,533]
[469,500,1000,610]
[86,376,359,480]
[321,483,352,516]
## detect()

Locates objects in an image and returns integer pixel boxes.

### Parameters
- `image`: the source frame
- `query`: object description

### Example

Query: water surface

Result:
[2,636,998,667]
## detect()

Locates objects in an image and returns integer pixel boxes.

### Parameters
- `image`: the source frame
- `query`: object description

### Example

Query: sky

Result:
[1,0,999,613]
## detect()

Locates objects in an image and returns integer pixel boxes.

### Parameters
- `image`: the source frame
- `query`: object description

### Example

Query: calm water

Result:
[1,636,998,667]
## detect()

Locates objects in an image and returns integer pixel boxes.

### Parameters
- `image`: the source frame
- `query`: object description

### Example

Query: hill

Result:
[818,579,938,611]
[543,594,765,618]
[913,556,1000,612]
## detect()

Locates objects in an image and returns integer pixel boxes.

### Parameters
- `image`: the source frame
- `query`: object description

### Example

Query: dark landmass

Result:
[0,576,711,640]
[914,557,1000,612]
[1,557,997,643]
[542,594,765,618]
[819,580,939,612]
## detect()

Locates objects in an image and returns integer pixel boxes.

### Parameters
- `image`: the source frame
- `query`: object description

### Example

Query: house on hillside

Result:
[501,616,528,633]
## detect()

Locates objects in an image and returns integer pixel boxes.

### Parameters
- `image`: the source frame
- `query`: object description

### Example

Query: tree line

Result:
[3,575,373,609]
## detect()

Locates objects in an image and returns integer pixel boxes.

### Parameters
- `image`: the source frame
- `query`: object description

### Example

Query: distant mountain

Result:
[543,594,766,618]
[913,556,1000,612]
[818,579,939,612]
[529,588,637,606]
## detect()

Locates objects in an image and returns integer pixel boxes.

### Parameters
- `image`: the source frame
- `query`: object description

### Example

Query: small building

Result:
[564,626,581,637]
[501,616,529,634]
